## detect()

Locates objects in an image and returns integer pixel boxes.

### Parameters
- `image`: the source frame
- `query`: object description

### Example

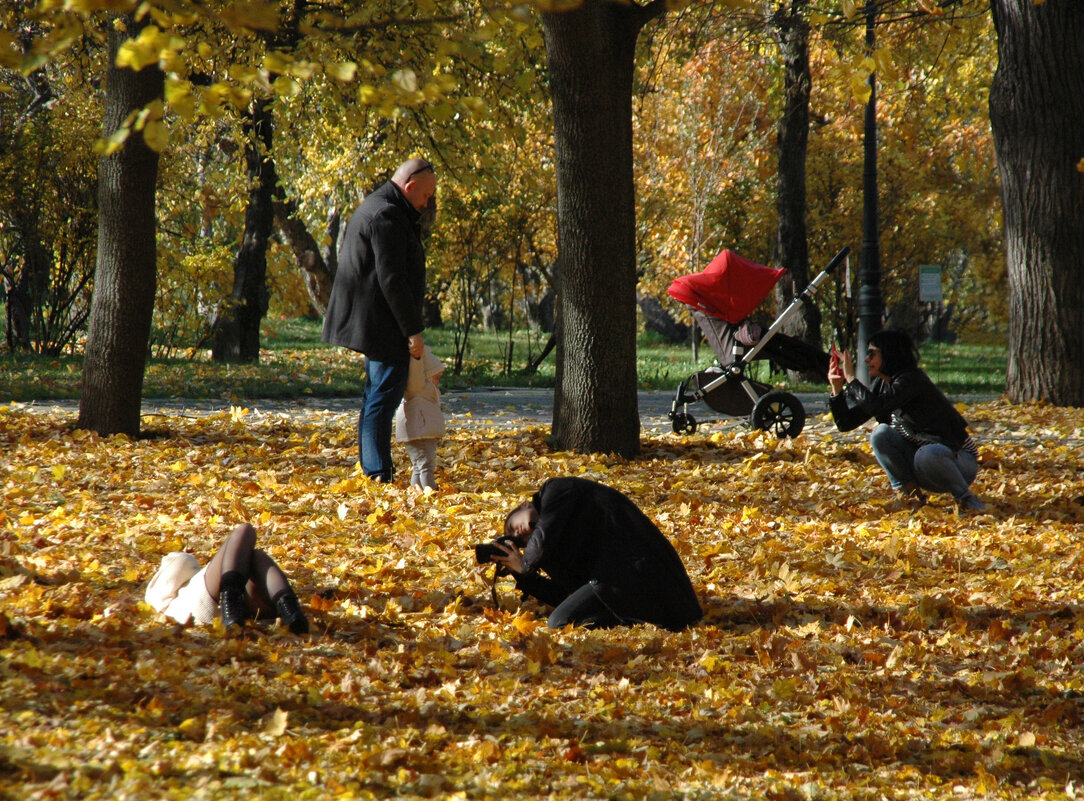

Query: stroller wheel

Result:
[671,412,697,435]
[750,391,805,438]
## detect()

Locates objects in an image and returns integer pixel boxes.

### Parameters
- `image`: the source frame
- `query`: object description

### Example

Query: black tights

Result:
[202,523,293,618]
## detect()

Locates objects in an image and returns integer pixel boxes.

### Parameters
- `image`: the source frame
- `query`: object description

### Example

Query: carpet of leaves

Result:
[2,398,1083,801]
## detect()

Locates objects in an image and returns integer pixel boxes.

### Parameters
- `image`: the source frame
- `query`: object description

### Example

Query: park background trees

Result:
[1,0,1078,445]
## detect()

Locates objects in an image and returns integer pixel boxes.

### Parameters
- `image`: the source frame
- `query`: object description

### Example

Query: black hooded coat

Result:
[512,478,702,632]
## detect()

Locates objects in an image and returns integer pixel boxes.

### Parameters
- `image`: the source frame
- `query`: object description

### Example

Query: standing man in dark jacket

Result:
[322,158,437,482]
[492,477,703,632]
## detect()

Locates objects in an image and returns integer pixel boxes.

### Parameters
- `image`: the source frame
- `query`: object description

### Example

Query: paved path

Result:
[12,388,1000,438]
[13,389,835,436]
[441,388,839,435]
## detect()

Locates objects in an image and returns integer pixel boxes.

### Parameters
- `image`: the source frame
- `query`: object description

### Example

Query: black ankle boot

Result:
[219,579,247,630]
[275,592,309,634]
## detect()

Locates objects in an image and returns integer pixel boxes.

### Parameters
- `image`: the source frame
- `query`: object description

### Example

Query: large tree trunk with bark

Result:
[213,98,275,362]
[771,0,822,380]
[989,0,1084,405]
[542,0,664,458]
[77,17,163,437]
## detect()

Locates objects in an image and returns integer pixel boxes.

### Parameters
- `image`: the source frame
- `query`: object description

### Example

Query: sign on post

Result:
[919,265,943,303]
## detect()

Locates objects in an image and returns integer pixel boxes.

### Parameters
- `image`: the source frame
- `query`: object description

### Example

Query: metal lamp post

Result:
[856,0,883,383]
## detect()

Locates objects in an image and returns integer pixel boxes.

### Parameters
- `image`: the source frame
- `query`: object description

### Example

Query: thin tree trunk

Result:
[274,199,337,315]
[8,238,49,351]
[771,0,822,380]
[638,292,689,343]
[4,38,55,351]
[525,334,556,375]
[989,0,1084,405]
[8,209,52,353]
[77,16,163,436]
[212,98,274,362]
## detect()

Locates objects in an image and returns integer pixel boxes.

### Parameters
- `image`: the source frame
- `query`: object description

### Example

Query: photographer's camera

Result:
[474,535,517,564]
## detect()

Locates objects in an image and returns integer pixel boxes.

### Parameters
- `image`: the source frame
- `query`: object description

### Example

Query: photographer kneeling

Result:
[485,477,702,632]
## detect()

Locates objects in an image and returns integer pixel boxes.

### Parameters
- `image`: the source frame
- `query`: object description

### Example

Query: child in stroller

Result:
[666,247,848,438]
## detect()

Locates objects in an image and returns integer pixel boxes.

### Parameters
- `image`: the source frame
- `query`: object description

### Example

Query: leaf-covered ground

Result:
[2,399,1082,800]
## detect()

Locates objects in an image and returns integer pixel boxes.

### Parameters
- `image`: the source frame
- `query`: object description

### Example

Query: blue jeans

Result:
[359,356,409,482]
[869,423,978,499]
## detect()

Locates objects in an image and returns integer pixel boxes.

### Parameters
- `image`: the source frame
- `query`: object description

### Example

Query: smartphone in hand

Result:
[829,343,841,374]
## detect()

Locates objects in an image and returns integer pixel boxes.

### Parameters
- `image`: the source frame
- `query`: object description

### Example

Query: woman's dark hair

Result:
[503,501,536,538]
[868,329,919,377]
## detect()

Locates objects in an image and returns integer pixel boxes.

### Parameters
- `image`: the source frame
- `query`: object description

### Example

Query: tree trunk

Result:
[525,333,556,375]
[7,238,49,351]
[989,0,1084,405]
[771,0,822,380]
[542,0,664,458]
[273,199,337,315]
[76,17,163,437]
[4,272,32,351]
[422,291,443,328]
[6,135,52,351]
[212,98,274,362]
[638,293,689,343]
[3,40,53,351]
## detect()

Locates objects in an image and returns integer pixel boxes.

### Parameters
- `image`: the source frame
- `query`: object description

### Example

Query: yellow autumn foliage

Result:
[1,399,1082,798]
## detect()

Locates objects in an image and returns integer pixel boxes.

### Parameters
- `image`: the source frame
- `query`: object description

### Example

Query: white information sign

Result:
[919,264,943,303]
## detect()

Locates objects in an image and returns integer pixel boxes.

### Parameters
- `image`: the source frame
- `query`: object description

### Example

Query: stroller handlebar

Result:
[823,246,851,275]
[737,246,852,366]
[799,246,852,300]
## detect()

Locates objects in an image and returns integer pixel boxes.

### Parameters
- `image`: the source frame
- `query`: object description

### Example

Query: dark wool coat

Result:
[513,478,703,632]
[322,181,426,363]
[829,367,970,450]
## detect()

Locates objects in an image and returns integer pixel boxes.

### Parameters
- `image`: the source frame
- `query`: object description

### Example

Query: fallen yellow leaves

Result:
[0,400,1082,799]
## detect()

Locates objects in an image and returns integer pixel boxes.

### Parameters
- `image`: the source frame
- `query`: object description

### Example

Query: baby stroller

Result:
[666,246,850,438]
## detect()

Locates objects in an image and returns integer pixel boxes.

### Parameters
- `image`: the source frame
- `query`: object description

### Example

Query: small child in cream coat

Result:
[394,344,445,490]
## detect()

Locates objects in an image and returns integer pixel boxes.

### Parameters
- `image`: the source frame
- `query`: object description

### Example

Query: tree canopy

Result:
[7,0,1070,435]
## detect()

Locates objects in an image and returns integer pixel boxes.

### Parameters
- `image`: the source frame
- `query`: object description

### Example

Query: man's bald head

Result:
[391,158,437,211]
[392,158,433,184]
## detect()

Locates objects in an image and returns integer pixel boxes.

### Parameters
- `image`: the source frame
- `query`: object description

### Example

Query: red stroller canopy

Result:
[667,250,785,324]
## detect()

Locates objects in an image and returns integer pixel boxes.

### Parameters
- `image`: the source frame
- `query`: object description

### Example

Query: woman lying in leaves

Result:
[491,477,702,631]
[145,523,309,633]
[827,328,985,512]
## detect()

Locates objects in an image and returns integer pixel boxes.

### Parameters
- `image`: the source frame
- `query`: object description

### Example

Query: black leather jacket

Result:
[829,367,970,450]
